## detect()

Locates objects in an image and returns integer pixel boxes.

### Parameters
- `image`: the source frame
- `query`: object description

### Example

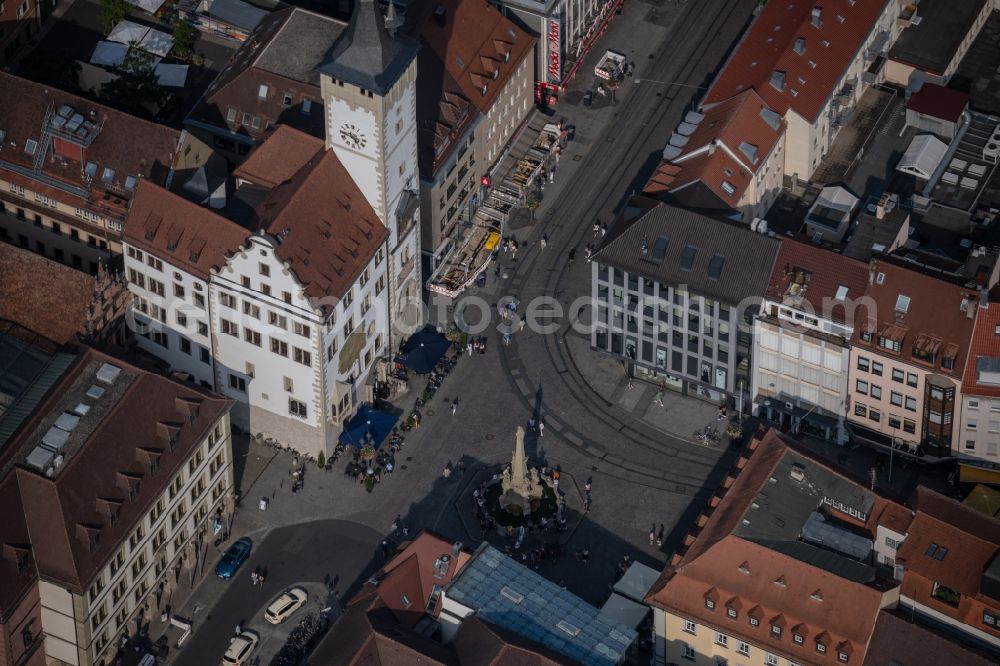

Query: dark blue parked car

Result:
[215,537,252,580]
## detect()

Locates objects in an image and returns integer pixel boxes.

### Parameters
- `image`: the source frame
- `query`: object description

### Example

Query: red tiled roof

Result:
[704,0,890,121]
[669,149,753,205]
[896,487,1000,637]
[646,430,895,665]
[0,71,179,203]
[12,350,232,591]
[765,239,870,323]
[124,179,251,280]
[851,261,978,377]
[233,124,325,189]
[683,89,784,172]
[416,0,534,115]
[906,84,969,124]
[872,498,915,535]
[248,146,389,308]
[961,301,1000,398]
[0,244,99,345]
[652,535,883,665]
[642,162,682,195]
[375,531,472,624]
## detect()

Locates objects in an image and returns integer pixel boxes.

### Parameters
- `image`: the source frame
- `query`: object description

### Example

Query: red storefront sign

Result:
[547,19,561,84]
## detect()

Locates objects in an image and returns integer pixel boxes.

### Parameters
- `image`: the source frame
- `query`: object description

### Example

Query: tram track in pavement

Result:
[496,0,757,493]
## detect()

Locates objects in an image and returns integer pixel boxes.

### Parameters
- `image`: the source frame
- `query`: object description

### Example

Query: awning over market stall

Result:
[401,327,452,374]
[612,561,660,602]
[108,20,151,45]
[339,404,399,448]
[155,63,189,87]
[600,593,649,630]
[127,0,165,13]
[90,41,129,67]
[139,29,174,57]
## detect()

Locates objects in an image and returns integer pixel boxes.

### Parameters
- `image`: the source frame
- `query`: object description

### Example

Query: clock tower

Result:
[319,0,422,342]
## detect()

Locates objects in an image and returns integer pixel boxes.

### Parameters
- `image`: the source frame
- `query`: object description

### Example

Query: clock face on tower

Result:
[338,123,367,150]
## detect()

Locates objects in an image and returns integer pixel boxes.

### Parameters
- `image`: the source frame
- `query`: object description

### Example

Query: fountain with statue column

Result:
[484,426,558,526]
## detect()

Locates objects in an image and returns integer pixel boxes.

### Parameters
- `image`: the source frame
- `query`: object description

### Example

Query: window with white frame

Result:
[683,620,696,634]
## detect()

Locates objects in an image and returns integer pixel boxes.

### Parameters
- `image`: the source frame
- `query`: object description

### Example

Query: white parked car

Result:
[223,630,258,665]
[264,587,308,624]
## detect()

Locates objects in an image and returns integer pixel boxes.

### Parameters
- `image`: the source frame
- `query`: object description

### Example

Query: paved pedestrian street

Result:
[156,0,762,662]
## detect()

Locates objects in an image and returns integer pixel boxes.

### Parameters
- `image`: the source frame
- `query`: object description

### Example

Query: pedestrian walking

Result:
[235,622,243,636]
[260,568,267,586]
[518,319,526,332]
[540,234,547,249]
[538,420,545,437]
[585,477,592,493]
[653,390,664,407]
[553,469,560,490]
[451,398,459,415]
[568,248,576,265]
[649,524,656,545]
[593,221,601,237]
[657,524,665,547]
[503,333,511,346]
[601,222,607,236]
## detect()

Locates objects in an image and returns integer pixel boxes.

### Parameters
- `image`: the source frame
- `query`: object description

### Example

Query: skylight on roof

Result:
[85,162,98,179]
[124,175,138,191]
[101,167,115,184]
[834,284,849,300]
[895,294,910,313]
[721,180,736,197]
[557,620,581,637]
[925,542,939,557]
[708,253,726,281]
[738,141,759,164]
[24,139,38,155]
[258,83,269,99]
[652,235,669,262]
[680,245,697,271]
[770,70,786,92]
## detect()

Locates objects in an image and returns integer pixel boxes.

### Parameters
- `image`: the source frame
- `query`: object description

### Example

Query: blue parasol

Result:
[338,404,399,448]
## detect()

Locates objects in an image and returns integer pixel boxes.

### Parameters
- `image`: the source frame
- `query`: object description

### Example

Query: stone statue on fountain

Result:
[501,426,543,515]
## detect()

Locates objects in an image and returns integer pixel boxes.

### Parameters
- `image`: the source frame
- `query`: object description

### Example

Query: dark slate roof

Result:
[319,0,419,96]
[593,201,780,303]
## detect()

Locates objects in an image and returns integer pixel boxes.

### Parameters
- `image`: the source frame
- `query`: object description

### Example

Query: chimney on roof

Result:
[451,541,463,556]
[433,5,447,27]
[811,7,822,28]
[793,37,806,55]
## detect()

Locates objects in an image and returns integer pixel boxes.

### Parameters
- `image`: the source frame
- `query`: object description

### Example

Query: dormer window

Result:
[491,68,499,80]
[727,607,737,619]
[705,599,715,610]
[481,84,488,96]
[771,625,781,637]
[839,652,849,663]
[817,641,827,654]
[503,50,510,63]
[793,633,804,644]
[749,616,759,627]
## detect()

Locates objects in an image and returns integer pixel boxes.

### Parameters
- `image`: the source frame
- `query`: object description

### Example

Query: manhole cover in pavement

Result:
[485,434,495,440]
[573,154,583,162]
